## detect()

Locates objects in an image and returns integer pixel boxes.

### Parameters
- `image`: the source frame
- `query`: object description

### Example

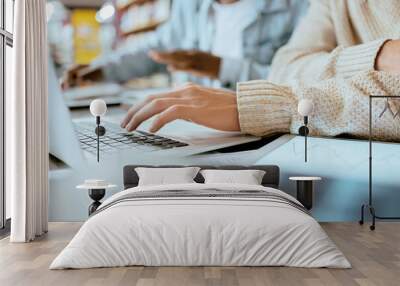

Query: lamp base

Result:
[88,189,105,216]
[296,181,313,210]
[298,126,309,136]
[95,125,106,136]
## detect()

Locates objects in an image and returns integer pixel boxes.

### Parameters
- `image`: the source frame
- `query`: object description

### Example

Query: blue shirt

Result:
[98,0,308,88]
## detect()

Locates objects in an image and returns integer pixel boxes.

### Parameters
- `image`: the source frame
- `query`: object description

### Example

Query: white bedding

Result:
[50,183,350,269]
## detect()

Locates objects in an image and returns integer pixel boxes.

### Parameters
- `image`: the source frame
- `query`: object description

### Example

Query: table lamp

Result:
[90,99,107,162]
[297,99,314,162]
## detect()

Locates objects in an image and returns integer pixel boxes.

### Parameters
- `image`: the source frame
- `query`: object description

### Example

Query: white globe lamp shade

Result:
[298,99,314,117]
[90,99,107,117]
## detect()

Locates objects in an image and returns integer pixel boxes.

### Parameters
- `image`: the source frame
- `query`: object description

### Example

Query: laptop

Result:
[63,83,124,108]
[48,59,260,168]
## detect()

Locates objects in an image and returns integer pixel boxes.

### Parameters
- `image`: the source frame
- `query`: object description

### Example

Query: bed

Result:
[50,165,350,269]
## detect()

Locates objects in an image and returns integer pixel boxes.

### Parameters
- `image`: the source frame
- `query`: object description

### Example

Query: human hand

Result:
[149,50,221,79]
[62,65,104,89]
[120,83,240,133]
[61,64,88,89]
[376,40,400,75]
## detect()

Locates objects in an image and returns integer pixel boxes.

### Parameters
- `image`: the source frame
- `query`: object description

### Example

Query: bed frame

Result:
[123,165,280,189]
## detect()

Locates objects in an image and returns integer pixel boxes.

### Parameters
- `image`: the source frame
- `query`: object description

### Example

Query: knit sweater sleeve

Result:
[237,71,400,141]
[268,0,389,84]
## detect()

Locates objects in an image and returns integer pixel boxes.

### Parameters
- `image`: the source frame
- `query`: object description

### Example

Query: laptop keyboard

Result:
[74,121,189,154]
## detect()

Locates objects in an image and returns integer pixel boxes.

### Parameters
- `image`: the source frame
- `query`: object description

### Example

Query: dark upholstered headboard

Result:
[123,165,280,189]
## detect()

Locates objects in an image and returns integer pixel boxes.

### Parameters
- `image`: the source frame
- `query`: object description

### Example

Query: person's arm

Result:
[269,0,390,85]
[237,70,400,140]
[98,50,166,83]
[147,49,269,86]
[98,20,179,83]
[64,34,167,87]
[148,50,221,80]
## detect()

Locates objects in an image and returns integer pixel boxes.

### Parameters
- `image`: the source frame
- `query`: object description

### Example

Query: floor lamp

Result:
[359,95,400,230]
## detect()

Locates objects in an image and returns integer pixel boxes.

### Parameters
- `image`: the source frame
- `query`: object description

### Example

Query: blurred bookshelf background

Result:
[47,0,171,89]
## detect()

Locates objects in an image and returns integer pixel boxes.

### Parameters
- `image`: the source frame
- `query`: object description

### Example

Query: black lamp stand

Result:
[298,116,309,162]
[88,188,105,215]
[94,116,106,162]
[296,180,313,210]
[96,116,100,162]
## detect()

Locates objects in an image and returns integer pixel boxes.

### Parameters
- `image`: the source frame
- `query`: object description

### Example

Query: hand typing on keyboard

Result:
[120,84,240,133]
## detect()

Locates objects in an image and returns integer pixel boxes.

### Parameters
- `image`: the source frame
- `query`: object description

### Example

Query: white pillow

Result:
[135,167,200,186]
[200,169,266,185]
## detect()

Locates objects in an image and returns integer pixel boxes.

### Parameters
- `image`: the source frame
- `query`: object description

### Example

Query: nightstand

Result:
[77,180,117,216]
[289,177,322,210]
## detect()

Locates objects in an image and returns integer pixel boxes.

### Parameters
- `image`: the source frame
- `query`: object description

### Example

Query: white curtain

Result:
[8,0,49,242]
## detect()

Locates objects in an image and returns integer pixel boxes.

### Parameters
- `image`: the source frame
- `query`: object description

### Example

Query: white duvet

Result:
[50,183,350,269]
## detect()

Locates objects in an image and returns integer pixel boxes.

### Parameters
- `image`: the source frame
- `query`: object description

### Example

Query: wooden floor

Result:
[0,222,399,286]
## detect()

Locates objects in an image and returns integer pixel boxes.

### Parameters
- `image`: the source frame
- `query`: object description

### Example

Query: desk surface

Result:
[50,103,289,170]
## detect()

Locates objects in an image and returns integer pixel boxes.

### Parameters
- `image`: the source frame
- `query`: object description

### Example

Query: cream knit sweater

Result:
[237,0,400,141]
